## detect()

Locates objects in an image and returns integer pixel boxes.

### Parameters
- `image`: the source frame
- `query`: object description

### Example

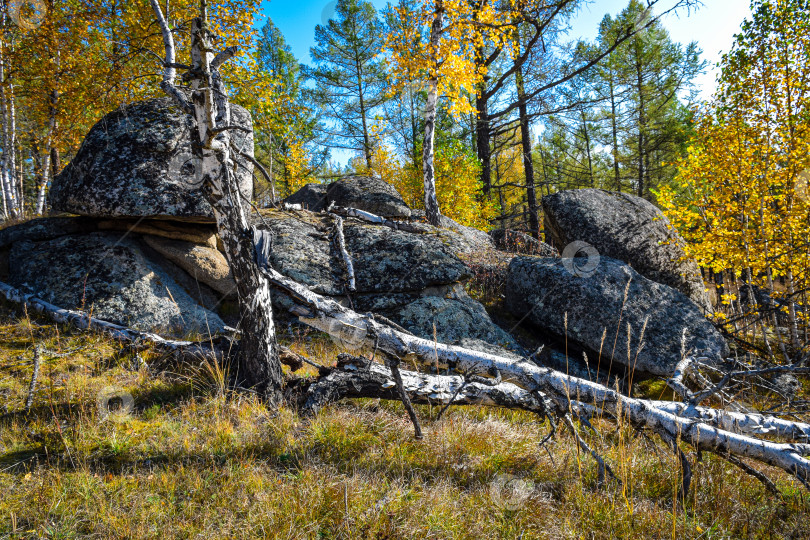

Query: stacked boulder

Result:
[542,189,711,311]
[0,97,727,377]
[0,98,519,351]
[1,98,256,336]
[255,207,518,351]
[500,188,726,378]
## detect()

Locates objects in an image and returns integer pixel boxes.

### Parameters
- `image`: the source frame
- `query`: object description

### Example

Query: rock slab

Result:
[143,235,236,297]
[9,232,225,336]
[325,175,411,218]
[255,209,518,350]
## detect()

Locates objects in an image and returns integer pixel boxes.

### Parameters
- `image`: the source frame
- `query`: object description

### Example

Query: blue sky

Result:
[257,0,751,99]
[256,0,751,163]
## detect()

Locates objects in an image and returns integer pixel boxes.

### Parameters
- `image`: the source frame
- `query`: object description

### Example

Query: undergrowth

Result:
[0,304,808,539]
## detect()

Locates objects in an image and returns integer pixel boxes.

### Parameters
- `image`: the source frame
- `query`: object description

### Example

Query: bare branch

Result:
[331,215,356,292]
[236,150,276,205]
[211,46,238,70]
[149,0,192,113]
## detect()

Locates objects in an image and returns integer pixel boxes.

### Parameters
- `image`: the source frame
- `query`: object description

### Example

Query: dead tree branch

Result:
[331,215,356,292]
[262,267,810,488]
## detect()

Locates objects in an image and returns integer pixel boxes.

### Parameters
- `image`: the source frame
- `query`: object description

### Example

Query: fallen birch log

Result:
[262,266,810,488]
[3,274,809,488]
[649,401,810,443]
[328,204,424,233]
[303,353,545,415]
[330,214,356,292]
[0,281,208,354]
[303,350,810,444]
[0,280,304,372]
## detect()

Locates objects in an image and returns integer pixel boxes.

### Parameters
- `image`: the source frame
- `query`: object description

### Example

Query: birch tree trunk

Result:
[7,82,20,214]
[35,146,51,215]
[150,0,283,403]
[422,0,443,227]
[0,42,18,219]
[35,93,57,215]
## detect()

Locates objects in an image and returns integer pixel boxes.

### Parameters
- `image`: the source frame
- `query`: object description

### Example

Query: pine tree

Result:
[597,0,703,197]
[308,0,388,169]
[243,18,325,199]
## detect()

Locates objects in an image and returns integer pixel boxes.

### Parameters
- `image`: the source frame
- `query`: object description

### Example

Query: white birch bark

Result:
[8,81,19,214]
[35,111,55,215]
[303,354,545,415]
[0,44,17,218]
[421,0,443,227]
[35,157,49,215]
[262,266,810,487]
[150,0,283,401]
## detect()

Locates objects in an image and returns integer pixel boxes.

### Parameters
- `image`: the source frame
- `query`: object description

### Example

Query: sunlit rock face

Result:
[505,255,728,377]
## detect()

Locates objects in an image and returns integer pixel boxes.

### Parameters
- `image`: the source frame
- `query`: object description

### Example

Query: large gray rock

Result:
[283,182,328,211]
[0,217,97,250]
[345,220,470,294]
[259,209,469,298]
[392,286,519,350]
[407,211,496,254]
[438,215,495,253]
[258,211,342,296]
[505,256,728,377]
[9,232,225,336]
[255,209,518,351]
[49,98,254,222]
[542,189,710,310]
[325,176,411,218]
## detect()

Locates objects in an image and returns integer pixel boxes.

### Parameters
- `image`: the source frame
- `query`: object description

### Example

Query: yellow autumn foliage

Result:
[6,0,260,184]
[358,140,495,229]
[384,0,512,118]
[658,0,810,331]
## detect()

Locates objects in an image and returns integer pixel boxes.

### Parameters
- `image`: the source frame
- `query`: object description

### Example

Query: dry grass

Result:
[1,304,809,539]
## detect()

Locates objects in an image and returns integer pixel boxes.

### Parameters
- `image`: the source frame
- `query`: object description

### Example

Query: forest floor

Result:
[1,302,809,539]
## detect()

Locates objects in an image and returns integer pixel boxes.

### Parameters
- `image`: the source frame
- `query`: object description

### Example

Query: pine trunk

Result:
[475,90,491,196]
[515,65,538,238]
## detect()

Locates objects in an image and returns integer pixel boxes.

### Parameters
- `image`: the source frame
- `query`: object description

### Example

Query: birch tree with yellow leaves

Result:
[658,0,810,355]
[385,0,511,225]
[2,0,259,216]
